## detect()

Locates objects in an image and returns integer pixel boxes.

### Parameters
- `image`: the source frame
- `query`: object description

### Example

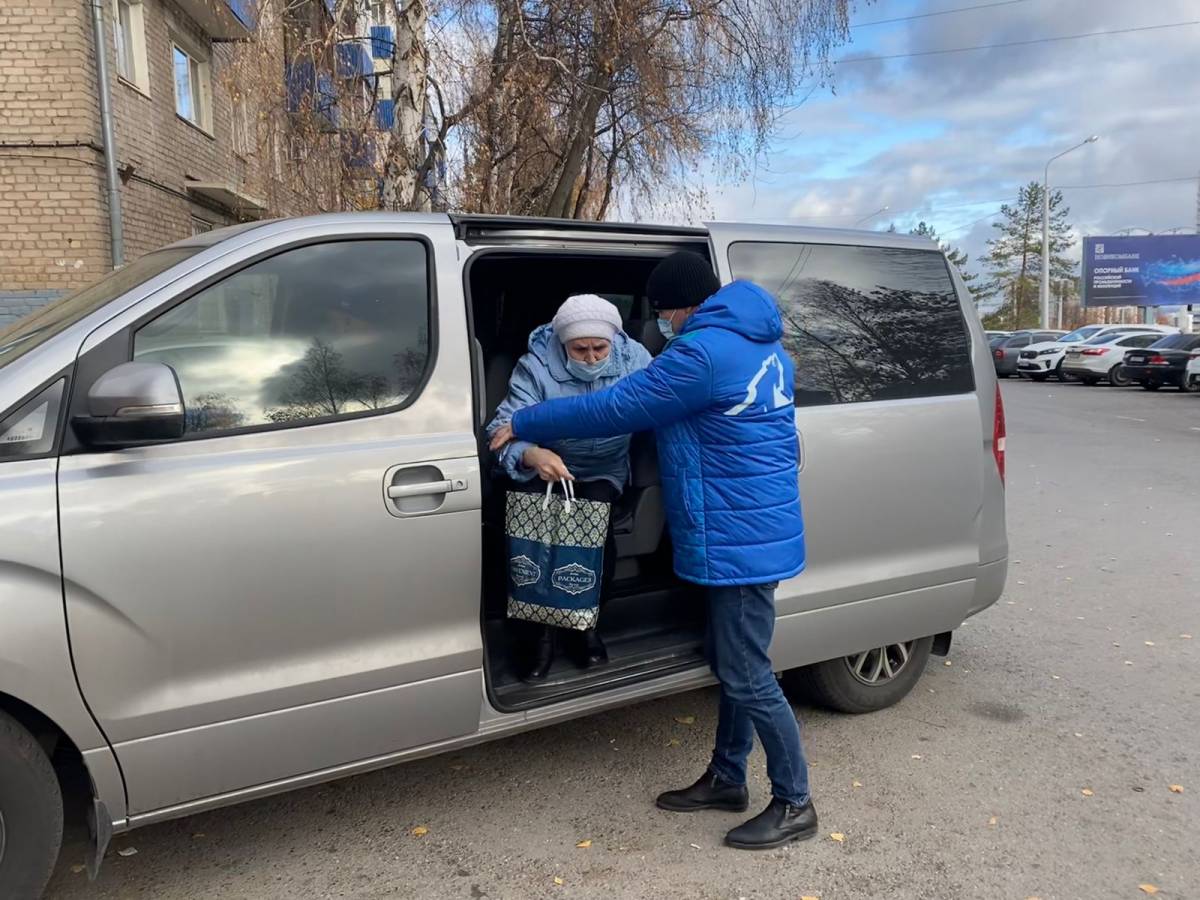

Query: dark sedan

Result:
[1122,333,1200,392]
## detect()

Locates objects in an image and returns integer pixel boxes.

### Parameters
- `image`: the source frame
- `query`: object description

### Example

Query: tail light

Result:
[993,348,1004,360]
[1148,355,1169,365]
[1081,348,1109,356]
[993,384,1006,484]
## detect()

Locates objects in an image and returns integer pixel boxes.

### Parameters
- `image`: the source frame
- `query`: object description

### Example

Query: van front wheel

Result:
[785,636,934,714]
[0,710,63,899]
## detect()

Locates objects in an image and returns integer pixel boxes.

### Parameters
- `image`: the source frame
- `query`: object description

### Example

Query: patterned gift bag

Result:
[505,480,610,631]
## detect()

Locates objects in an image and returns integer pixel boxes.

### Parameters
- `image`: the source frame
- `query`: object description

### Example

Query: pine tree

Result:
[977,182,1074,330]
[908,221,978,294]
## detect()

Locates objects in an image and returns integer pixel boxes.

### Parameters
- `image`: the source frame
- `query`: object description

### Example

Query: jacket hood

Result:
[680,280,783,344]
[527,322,639,382]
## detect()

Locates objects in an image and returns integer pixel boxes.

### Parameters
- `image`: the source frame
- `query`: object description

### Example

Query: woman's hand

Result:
[489,423,515,451]
[522,447,574,482]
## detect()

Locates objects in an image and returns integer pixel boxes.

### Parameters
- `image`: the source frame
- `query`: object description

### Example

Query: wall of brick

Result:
[0,290,64,329]
[1,0,314,301]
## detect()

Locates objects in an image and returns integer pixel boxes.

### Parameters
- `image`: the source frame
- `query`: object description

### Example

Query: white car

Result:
[1186,346,1200,389]
[1061,331,1175,386]
[1015,324,1177,382]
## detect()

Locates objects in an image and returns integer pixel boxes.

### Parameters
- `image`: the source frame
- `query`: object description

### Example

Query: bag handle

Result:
[542,478,575,514]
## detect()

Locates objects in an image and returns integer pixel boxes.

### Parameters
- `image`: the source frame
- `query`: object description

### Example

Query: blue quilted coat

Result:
[512,280,806,586]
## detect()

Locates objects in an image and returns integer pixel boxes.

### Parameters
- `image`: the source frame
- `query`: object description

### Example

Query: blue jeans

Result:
[706,582,810,807]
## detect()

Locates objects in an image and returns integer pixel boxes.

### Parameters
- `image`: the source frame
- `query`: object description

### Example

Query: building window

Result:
[172,42,212,131]
[113,0,149,93]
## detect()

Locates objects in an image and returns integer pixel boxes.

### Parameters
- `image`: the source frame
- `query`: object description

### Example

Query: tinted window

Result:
[0,248,200,371]
[1117,334,1160,348]
[0,380,65,461]
[1036,332,1064,342]
[727,243,973,406]
[1005,334,1032,348]
[1149,334,1200,350]
[133,240,431,435]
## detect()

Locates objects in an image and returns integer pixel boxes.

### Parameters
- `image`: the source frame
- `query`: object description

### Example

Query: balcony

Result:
[174,0,255,40]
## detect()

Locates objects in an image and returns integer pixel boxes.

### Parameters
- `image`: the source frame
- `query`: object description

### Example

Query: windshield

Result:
[0,248,200,370]
[1059,326,1103,343]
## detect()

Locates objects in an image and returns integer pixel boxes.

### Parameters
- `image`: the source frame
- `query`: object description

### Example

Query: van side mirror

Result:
[72,362,186,448]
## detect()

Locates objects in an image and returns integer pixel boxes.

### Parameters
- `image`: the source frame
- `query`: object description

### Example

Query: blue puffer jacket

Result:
[488,324,652,490]
[512,281,805,586]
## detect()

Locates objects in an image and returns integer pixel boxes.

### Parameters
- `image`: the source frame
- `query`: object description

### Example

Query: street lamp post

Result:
[1041,135,1098,329]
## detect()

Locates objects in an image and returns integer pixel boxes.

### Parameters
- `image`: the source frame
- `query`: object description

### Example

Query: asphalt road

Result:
[46,379,1199,900]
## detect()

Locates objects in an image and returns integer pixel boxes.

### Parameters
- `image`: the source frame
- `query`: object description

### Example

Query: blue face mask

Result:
[656,316,676,341]
[566,355,612,383]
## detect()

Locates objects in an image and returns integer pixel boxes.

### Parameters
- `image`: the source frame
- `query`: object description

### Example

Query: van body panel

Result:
[55,219,487,814]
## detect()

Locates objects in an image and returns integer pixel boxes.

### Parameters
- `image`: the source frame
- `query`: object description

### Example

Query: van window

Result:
[727,242,974,406]
[133,239,431,435]
[0,379,65,462]
[0,248,200,371]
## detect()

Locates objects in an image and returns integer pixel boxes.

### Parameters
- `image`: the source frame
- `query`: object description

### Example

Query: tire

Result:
[1108,365,1131,388]
[1080,377,1098,386]
[0,710,63,899]
[1054,361,1072,382]
[1030,373,1048,383]
[1141,382,1161,391]
[784,636,935,714]
[997,373,1010,379]
[1180,376,1200,393]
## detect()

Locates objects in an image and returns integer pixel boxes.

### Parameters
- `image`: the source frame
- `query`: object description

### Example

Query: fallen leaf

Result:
[801,896,820,900]
[1169,784,1183,794]
[411,826,429,837]
[911,754,923,760]
[943,660,952,667]
[1074,733,1084,738]
[988,816,998,826]
[674,715,695,725]
[1026,896,1042,899]
[851,780,863,788]
[1139,885,1159,895]
[689,843,702,850]
[71,865,86,874]
[829,832,845,843]
[576,839,592,849]
[1081,788,1094,797]
[117,847,137,857]
[1144,641,1155,647]
[1051,675,1061,680]
[1125,660,1134,666]
[554,877,565,886]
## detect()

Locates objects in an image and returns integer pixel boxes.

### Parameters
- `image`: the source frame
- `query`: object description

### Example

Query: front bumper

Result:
[1016,357,1057,374]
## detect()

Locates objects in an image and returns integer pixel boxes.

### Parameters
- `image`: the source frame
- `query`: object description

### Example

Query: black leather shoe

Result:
[522,627,555,682]
[578,628,608,668]
[725,798,818,850]
[656,770,749,813]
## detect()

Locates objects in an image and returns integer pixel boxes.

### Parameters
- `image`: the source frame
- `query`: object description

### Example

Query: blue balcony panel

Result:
[370,25,394,59]
[376,98,395,130]
[336,41,374,79]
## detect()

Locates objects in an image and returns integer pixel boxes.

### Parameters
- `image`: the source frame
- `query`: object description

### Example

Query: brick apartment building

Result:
[0,0,391,329]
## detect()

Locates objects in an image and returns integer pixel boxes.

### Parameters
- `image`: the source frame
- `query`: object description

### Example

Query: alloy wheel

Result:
[844,641,916,685]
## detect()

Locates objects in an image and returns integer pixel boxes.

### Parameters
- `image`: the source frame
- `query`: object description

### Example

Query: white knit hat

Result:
[551,294,622,344]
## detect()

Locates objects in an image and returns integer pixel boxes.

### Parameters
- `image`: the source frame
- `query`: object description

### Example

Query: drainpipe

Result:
[89,0,125,267]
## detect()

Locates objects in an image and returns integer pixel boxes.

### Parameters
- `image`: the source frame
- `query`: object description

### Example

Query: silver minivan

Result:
[0,214,1007,895]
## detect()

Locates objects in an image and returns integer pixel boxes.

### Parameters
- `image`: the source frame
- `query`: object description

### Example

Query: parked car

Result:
[0,214,1007,896]
[986,330,1011,342]
[1061,332,1173,386]
[1121,333,1200,391]
[1016,324,1176,382]
[992,329,1067,377]
[1186,346,1200,389]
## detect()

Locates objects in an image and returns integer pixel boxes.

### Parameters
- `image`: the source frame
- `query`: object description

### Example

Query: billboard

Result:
[1082,234,1200,307]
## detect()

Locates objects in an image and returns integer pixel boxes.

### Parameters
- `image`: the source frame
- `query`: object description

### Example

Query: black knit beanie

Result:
[646,251,721,310]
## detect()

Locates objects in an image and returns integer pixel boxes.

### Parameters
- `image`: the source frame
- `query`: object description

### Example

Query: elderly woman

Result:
[488,294,651,681]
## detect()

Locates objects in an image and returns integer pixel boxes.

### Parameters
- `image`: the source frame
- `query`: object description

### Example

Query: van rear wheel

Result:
[0,710,62,899]
[785,636,934,714]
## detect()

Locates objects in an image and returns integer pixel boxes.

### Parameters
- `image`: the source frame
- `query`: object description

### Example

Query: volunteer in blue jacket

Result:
[490,251,814,850]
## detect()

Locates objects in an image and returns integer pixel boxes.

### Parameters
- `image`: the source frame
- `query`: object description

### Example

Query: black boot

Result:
[522,626,555,682]
[724,798,818,850]
[656,770,749,813]
[574,628,608,668]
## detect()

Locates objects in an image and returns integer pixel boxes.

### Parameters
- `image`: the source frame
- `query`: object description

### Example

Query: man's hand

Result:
[522,447,574,482]
[489,423,515,451]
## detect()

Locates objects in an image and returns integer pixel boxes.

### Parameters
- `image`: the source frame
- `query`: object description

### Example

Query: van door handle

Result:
[387,478,468,500]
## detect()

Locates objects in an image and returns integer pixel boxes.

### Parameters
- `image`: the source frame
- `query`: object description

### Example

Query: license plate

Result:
[1128,356,1145,364]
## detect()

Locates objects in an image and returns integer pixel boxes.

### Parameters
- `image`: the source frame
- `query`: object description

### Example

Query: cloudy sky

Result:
[700,0,1200,281]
